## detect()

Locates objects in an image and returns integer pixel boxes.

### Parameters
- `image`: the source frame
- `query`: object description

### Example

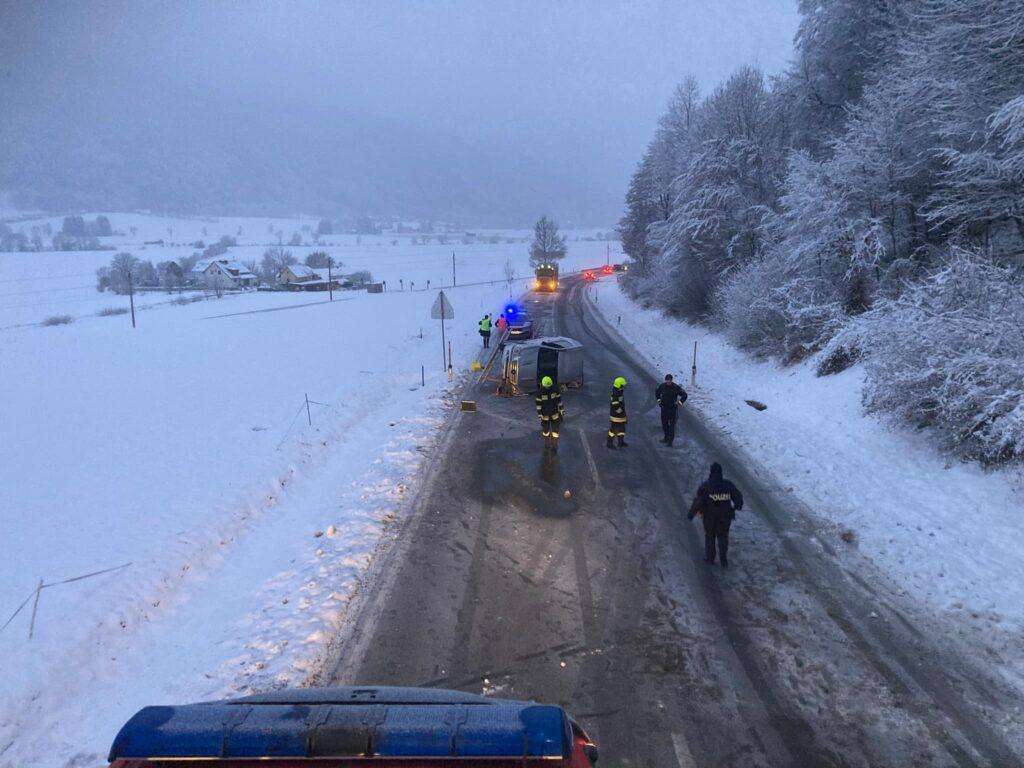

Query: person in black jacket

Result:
[654,374,687,446]
[606,376,628,448]
[688,462,744,568]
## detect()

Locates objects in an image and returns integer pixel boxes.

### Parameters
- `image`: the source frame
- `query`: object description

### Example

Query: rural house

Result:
[279,264,340,291]
[191,258,258,289]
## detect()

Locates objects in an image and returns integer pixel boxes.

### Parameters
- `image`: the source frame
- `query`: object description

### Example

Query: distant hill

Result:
[0,94,619,228]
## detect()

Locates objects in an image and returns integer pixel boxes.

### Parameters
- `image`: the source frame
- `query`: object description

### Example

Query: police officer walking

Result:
[478,314,492,348]
[606,376,628,449]
[535,376,564,452]
[688,463,744,568]
[654,373,687,446]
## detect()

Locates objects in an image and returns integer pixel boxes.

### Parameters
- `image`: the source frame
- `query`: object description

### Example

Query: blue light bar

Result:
[108,687,571,761]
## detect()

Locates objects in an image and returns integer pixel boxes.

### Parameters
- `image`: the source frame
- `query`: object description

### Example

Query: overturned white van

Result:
[500,336,584,395]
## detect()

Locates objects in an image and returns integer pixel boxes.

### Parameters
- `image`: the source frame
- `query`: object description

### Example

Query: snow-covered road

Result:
[591,279,1024,697]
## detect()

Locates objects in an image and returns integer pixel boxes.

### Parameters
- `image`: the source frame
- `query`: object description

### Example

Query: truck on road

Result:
[534,263,559,292]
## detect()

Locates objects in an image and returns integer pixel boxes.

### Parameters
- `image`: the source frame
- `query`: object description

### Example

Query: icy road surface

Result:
[326,277,1023,768]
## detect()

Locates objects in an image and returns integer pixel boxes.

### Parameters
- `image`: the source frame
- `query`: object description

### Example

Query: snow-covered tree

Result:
[134,259,158,287]
[529,216,566,268]
[851,250,1024,464]
[260,247,296,283]
[304,250,334,268]
[784,0,909,153]
[106,252,139,294]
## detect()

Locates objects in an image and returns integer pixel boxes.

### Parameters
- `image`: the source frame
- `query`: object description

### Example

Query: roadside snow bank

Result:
[592,280,1024,632]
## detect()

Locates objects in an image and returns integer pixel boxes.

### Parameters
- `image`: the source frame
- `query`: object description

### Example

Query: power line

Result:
[0,271,94,283]
[0,284,95,298]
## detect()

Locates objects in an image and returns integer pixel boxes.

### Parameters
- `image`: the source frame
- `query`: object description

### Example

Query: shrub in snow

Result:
[717,253,845,362]
[97,306,128,317]
[815,341,861,377]
[42,314,73,326]
[853,251,1024,465]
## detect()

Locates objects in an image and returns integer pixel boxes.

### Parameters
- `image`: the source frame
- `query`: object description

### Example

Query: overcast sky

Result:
[1,1,801,224]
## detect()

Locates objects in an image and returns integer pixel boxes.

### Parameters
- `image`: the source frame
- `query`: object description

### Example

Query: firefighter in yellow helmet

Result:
[607,376,628,448]
[535,375,564,452]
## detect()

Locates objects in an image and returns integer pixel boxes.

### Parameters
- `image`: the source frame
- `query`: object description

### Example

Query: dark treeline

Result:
[620,0,1023,465]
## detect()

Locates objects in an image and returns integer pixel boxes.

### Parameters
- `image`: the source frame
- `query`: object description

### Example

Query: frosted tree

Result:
[260,247,296,283]
[503,255,517,295]
[107,252,139,294]
[529,216,566,268]
[784,0,910,153]
[134,259,158,287]
[851,250,1024,464]
[619,77,701,280]
[655,67,790,317]
[921,1,1024,246]
[304,250,334,268]
[827,76,934,263]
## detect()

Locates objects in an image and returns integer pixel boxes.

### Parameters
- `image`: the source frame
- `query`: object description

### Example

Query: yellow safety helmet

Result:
[541,375,554,388]
[613,376,627,388]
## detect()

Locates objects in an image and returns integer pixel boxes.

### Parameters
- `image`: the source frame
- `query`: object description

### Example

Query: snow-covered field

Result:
[592,279,1024,678]
[0,212,614,329]
[0,213,620,768]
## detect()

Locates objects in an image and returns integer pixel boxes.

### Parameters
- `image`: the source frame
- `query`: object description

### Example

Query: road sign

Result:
[431,290,455,372]
[431,290,455,320]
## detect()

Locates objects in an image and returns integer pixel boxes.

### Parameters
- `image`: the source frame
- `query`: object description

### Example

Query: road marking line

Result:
[577,428,602,492]
[671,731,697,768]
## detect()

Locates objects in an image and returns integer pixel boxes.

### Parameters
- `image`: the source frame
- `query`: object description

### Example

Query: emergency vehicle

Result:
[107,686,598,768]
[534,263,559,292]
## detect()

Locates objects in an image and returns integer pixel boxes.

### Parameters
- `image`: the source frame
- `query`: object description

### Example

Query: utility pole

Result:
[606,243,610,266]
[440,293,447,371]
[452,251,457,287]
[127,270,136,328]
[691,341,698,388]
[327,259,333,301]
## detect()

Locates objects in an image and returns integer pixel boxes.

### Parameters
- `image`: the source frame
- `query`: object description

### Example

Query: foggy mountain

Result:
[0,89,621,226]
[0,1,799,226]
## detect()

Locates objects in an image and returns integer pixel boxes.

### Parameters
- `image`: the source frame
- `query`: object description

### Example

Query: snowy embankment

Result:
[591,280,1024,660]
[0,218,620,768]
[0,287,500,768]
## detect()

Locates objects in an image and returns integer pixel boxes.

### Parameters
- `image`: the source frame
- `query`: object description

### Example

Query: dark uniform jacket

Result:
[689,471,743,521]
[609,387,626,421]
[655,382,687,410]
[536,387,563,418]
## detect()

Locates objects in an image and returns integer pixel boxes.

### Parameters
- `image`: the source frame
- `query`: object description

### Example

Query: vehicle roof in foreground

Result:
[108,686,571,762]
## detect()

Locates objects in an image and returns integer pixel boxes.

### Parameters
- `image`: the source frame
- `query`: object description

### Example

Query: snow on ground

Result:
[592,280,1024,656]
[0,217,620,768]
[0,212,613,328]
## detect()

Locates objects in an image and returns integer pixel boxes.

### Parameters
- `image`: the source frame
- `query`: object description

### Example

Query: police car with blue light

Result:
[107,686,598,767]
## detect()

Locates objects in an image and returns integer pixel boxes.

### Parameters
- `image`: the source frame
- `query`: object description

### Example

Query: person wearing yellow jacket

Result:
[478,314,493,348]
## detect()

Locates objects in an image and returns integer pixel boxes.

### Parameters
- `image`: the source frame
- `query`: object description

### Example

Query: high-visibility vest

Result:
[610,388,626,421]
[479,317,492,332]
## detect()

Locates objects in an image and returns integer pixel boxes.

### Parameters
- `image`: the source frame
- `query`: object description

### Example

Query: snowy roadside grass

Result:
[592,280,1024,646]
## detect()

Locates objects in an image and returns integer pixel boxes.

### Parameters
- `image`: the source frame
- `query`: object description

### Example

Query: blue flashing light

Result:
[108,689,573,761]
[504,304,519,317]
